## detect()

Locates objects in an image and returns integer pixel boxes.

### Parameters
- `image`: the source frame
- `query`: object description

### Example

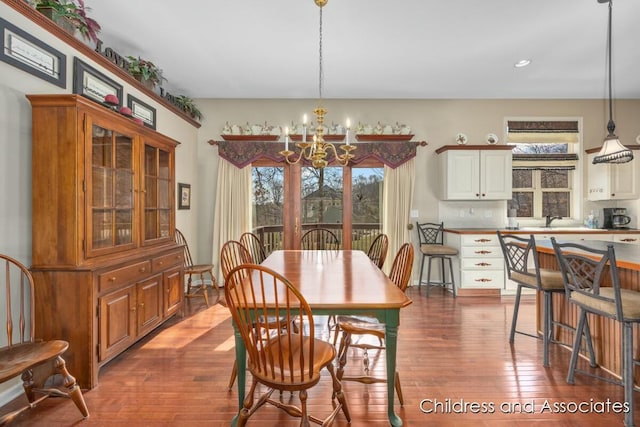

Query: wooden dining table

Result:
[230,249,413,427]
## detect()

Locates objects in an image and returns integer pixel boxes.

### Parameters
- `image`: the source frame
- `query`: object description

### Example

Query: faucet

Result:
[545,215,563,228]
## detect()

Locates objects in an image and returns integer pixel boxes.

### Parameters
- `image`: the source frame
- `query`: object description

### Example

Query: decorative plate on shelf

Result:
[455,133,468,145]
[486,133,499,145]
[220,134,280,141]
[355,134,414,142]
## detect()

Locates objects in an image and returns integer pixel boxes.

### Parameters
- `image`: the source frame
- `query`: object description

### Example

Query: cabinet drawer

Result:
[99,261,152,293]
[461,257,504,270]
[461,246,501,258]
[152,251,184,272]
[461,270,504,288]
[461,235,498,246]
[614,235,640,245]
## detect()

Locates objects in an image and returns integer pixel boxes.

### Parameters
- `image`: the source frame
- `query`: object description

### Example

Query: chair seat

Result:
[254,333,335,386]
[572,287,640,320]
[420,244,458,256]
[510,268,565,290]
[336,315,385,339]
[0,340,69,383]
[185,264,213,275]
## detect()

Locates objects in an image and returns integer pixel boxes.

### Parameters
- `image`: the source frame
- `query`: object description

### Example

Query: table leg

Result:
[231,325,246,427]
[385,311,403,427]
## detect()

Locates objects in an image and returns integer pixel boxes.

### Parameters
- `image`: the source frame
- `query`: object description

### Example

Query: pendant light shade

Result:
[592,0,633,165]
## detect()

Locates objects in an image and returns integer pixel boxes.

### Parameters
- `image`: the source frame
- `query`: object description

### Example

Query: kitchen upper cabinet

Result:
[28,94,183,389]
[586,147,640,201]
[437,145,513,200]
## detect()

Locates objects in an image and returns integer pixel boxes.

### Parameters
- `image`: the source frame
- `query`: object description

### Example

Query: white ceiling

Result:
[87,0,640,100]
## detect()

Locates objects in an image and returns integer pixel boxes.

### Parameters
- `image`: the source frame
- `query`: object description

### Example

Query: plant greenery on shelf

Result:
[34,0,101,43]
[126,56,165,88]
[175,96,203,121]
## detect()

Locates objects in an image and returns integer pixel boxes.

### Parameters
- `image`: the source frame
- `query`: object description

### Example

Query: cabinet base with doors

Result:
[28,94,183,389]
[586,145,640,201]
[436,145,513,201]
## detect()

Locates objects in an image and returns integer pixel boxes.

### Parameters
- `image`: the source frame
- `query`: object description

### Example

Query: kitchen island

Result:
[442,227,640,296]
[534,238,640,385]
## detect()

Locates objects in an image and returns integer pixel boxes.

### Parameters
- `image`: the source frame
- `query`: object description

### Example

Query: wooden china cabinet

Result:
[28,94,184,389]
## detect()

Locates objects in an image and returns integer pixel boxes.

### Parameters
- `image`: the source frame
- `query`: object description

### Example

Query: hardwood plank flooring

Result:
[5,286,639,426]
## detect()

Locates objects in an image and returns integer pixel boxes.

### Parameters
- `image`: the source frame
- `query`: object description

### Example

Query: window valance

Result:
[208,139,423,169]
[512,153,578,171]
[507,120,580,143]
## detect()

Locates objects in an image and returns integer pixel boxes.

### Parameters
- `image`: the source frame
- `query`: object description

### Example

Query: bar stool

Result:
[552,238,640,427]
[497,232,596,368]
[416,222,457,297]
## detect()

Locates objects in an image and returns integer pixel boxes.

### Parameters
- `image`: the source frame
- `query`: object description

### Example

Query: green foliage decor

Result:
[126,56,165,88]
[35,0,101,43]
[175,96,203,121]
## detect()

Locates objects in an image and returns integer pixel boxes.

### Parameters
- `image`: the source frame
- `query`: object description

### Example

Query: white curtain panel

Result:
[211,158,251,284]
[382,159,415,275]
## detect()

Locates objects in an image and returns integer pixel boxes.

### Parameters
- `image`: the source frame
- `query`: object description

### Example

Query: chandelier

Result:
[279,0,355,169]
[592,0,633,164]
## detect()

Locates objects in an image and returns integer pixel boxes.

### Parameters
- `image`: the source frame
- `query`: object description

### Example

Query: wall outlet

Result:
[410,209,419,218]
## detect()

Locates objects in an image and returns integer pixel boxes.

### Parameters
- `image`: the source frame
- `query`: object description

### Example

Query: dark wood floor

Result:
[5,286,639,426]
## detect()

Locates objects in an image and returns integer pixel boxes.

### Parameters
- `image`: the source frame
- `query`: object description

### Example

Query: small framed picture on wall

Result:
[178,183,191,210]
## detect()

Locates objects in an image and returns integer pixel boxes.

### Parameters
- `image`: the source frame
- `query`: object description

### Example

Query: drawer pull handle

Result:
[474,238,491,243]
[621,238,637,242]
[475,278,492,282]
[139,267,146,273]
[158,261,164,265]
[475,250,491,254]
[475,262,490,266]
[139,302,145,307]
[108,277,116,282]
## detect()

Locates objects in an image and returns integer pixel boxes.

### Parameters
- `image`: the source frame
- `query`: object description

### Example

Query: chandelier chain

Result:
[606,0,613,128]
[318,6,323,102]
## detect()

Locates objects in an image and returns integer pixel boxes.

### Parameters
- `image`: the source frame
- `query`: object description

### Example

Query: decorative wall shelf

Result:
[356,134,414,142]
[220,134,280,141]
[3,0,200,128]
[289,134,346,142]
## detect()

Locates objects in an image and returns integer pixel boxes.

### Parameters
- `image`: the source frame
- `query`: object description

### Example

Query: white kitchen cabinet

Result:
[587,150,639,201]
[437,145,512,200]
[445,233,504,291]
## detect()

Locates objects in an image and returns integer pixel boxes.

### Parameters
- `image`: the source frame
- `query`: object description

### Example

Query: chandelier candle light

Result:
[279,0,356,169]
[592,0,633,164]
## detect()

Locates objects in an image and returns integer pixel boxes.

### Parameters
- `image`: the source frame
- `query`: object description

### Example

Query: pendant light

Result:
[592,0,633,164]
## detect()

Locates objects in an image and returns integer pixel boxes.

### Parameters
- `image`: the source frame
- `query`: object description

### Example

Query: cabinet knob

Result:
[475,193,479,197]
[611,193,615,197]
[158,261,164,265]
[108,277,116,281]
[481,193,486,197]
[139,302,145,307]
[139,267,146,272]
[131,307,136,312]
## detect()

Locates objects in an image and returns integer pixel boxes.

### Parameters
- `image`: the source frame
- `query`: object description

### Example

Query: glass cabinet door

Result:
[142,143,173,244]
[88,122,136,256]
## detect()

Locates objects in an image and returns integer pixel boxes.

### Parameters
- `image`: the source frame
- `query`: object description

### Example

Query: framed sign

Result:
[0,18,66,88]
[73,57,123,106]
[127,94,156,129]
[178,183,191,210]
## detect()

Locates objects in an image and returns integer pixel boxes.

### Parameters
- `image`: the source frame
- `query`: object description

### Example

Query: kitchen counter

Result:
[444,227,640,235]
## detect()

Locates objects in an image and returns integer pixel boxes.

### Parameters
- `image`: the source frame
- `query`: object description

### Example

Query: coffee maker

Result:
[603,207,632,229]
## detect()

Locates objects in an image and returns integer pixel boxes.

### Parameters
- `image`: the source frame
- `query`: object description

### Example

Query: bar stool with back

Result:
[416,222,457,297]
[497,231,596,368]
[552,238,640,427]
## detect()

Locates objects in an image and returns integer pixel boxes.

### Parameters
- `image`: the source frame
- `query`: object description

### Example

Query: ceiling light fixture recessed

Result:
[514,59,531,68]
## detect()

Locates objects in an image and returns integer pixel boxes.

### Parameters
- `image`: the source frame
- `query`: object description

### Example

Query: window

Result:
[506,120,580,219]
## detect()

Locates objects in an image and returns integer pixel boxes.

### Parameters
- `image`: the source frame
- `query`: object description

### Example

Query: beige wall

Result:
[194,98,640,261]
